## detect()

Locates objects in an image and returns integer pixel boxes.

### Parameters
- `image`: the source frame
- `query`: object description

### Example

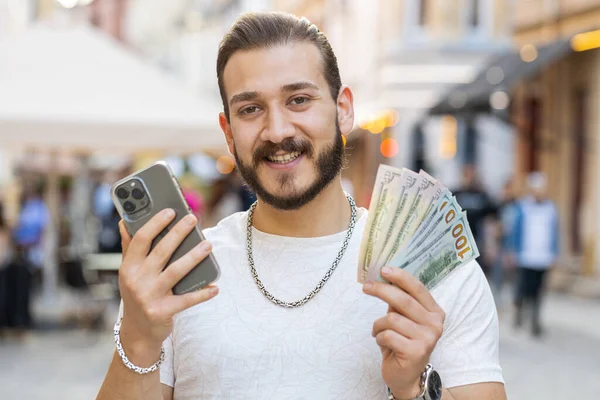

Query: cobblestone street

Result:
[1,293,599,400]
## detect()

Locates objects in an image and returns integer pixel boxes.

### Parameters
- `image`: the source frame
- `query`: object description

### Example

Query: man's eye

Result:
[240,106,260,115]
[290,97,310,105]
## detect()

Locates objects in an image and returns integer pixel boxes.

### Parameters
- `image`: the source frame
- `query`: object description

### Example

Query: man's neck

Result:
[251,180,351,238]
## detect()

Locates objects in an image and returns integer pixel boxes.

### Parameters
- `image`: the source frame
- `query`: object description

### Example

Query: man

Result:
[491,177,518,308]
[452,164,497,277]
[13,182,49,286]
[511,172,559,337]
[97,12,505,400]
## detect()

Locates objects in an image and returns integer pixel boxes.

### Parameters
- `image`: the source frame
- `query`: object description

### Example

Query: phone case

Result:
[111,161,221,295]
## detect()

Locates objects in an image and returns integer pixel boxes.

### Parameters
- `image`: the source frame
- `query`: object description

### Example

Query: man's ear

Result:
[336,86,355,136]
[219,112,235,155]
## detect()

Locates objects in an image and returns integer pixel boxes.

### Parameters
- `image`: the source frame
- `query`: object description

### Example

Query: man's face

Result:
[219,42,353,210]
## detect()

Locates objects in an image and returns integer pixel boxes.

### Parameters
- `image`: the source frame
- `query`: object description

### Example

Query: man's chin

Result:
[261,188,303,203]
[256,186,316,211]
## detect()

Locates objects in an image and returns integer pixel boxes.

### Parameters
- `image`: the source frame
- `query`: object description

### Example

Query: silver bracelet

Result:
[114,317,165,375]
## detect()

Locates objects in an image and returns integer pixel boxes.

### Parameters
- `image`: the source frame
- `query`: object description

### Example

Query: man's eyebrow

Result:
[230,91,259,106]
[282,82,319,92]
[229,82,319,106]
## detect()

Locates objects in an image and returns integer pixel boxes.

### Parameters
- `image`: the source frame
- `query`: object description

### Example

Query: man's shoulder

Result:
[431,259,490,313]
[202,212,247,243]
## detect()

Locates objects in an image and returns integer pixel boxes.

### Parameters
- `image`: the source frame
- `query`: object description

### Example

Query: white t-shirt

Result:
[137,209,502,399]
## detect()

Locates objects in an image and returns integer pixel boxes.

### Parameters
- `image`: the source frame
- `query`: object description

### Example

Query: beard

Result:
[233,122,344,211]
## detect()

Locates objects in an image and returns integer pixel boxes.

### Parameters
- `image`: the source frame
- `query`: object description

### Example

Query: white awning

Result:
[0,22,226,154]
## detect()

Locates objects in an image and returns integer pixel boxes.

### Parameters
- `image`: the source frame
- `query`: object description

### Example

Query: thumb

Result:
[119,220,131,258]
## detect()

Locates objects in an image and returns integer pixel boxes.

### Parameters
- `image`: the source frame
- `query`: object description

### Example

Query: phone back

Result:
[111,161,220,294]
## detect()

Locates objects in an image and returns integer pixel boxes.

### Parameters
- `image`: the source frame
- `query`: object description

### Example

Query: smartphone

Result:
[111,161,220,295]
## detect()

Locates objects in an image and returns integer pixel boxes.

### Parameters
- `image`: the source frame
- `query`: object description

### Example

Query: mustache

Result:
[252,138,314,168]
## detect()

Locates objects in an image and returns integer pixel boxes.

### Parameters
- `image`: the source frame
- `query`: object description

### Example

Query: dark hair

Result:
[216,12,342,121]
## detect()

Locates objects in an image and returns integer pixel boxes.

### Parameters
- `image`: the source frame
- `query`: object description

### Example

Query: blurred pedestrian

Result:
[206,174,243,226]
[182,188,205,219]
[13,181,49,290]
[179,175,206,223]
[0,211,32,339]
[0,210,11,335]
[94,171,118,220]
[491,177,519,309]
[237,184,257,211]
[98,206,122,253]
[452,164,497,277]
[95,172,121,253]
[511,172,559,337]
[232,173,257,211]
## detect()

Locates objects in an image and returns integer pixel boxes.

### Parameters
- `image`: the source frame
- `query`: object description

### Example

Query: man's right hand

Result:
[117,209,219,366]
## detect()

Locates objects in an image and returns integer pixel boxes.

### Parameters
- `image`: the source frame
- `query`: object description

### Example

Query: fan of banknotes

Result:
[357,165,480,290]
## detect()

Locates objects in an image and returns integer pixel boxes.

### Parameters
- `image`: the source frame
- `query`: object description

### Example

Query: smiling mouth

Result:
[265,151,303,164]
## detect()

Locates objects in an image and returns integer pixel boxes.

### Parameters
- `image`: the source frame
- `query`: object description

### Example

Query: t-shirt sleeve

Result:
[114,301,176,388]
[160,335,175,387]
[429,260,504,388]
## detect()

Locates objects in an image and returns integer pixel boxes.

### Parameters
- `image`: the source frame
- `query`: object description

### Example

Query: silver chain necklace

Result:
[246,193,357,308]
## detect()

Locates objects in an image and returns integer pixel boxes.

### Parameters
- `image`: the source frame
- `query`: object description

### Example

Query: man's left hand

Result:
[363,266,445,400]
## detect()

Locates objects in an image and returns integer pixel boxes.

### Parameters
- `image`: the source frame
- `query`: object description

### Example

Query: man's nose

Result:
[260,107,295,143]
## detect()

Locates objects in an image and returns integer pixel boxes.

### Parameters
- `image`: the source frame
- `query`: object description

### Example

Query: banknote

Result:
[370,169,421,270]
[369,191,463,283]
[377,172,445,267]
[403,194,461,258]
[358,164,480,290]
[385,210,479,288]
[357,165,404,283]
[404,190,452,254]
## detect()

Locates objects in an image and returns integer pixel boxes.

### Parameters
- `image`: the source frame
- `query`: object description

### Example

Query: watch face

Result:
[427,371,443,400]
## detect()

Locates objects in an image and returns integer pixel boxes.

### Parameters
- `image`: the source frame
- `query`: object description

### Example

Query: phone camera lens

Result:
[132,188,144,200]
[116,187,129,199]
[123,201,136,213]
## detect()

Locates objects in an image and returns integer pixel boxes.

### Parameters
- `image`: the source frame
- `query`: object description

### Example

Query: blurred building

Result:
[118,0,518,204]
[385,0,515,195]
[321,0,516,202]
[0,0,230,300]
[511,0,600,279]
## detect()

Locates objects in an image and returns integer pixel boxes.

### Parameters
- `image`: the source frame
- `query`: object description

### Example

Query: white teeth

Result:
[266,151,301,163]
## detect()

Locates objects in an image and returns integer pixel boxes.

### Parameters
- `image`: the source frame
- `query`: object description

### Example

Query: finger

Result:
[145,214,198,273]
[158,240,212,292]
[127,209,176,262]
[372,312,421,339]
[363,281,428,324]
[163,285,219,315]
[119,220,131,256]
[375,329,412,356]
[380,267,440,313]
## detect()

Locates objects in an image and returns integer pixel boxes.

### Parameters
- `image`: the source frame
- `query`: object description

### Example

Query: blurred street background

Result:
[0,1,599,399]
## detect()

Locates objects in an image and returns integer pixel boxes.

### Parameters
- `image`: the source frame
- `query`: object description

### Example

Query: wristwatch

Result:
[387,363,442,400]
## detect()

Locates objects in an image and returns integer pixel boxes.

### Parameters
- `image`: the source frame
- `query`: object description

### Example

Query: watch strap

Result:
[386,363,432,399]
